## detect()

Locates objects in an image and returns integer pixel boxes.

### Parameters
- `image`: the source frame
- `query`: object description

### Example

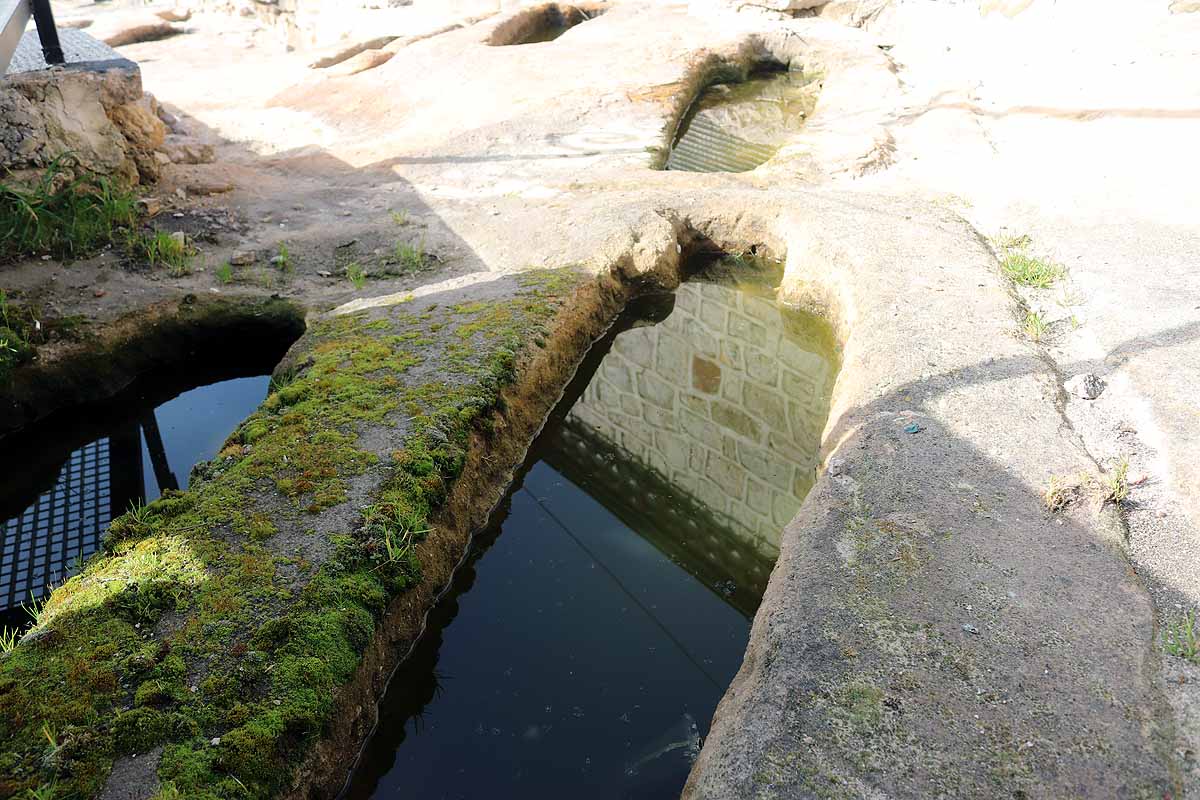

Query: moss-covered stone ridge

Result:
[0,268,583,800]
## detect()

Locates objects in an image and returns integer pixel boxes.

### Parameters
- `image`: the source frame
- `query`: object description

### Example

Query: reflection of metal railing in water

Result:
[0,410,179,615]
[1,0,64,75]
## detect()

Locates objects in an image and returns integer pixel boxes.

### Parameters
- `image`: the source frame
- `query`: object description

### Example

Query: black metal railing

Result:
[1,0,64,75]
[31,0,62,65]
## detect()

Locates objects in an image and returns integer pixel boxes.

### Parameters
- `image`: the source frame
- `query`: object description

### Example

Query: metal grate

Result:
[5,27,126,75]
[0,438,112,613]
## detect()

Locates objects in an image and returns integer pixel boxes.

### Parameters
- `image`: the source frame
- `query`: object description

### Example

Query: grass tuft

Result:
[274,242,291,272]
[127,229,192,274]
[1022,310,1049,341]
[1103,458,1130,504]
[1043,475,1073,513]
[347,262,367,290]
[996,234,1065,288]
[215,262,234,285]
[394,237,426,272]
[0,157,138,262]
[1165,612,1200,663]
[1002,252,1066,288]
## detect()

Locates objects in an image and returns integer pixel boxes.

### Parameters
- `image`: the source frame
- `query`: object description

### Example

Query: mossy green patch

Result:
[0,268,582,799]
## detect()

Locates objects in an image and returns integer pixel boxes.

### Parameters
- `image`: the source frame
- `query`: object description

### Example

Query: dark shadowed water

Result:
[345,262,839,800]
[0,337,296,633]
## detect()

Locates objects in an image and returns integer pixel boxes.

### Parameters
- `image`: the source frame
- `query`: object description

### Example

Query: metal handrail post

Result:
[30,0,62,65]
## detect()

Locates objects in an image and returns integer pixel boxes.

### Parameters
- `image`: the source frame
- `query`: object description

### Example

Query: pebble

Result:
[230,250,257,266]
[169,231,187,246]
[962,623,981,635]
[1065,373,1105,400]
[210,737,221,746]
[317,270,332,278]
[93,289,107,298]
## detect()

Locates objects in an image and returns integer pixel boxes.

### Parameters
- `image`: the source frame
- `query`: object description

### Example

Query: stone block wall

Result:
[568,281,836,556]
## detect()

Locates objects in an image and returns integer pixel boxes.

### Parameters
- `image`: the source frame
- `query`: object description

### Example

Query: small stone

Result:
[190,685,198,693]
[93,289,107,298]
[1064,373,1105,400]
[173,212,185,218]
[230,250,257,266]
[185,180,234,197]
[273,699,281,706]
[137,197,162,216]
[317,270,332,278]
[210,737,221,746]
[270,255,286,266]
[962,623,980,635]
[169,231,187,246]
[163,142,216,165]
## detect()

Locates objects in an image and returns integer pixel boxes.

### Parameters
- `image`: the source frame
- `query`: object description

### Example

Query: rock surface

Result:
[1065,372,1105,400]
[0,62,164,185]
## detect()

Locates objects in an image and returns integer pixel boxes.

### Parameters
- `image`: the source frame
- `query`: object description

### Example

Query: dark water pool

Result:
[344,262,839,799]
[0,343,294,632]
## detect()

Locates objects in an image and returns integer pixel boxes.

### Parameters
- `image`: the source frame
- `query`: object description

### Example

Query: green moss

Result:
[113,707,195,754]
[0,268,582,799]
[836,679,884,729]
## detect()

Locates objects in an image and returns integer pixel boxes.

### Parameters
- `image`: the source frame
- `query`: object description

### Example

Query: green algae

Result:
[0,269,582,799]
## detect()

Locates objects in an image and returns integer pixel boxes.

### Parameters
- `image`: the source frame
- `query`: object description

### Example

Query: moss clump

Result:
[0,268,582,799]
[113,708,197,755]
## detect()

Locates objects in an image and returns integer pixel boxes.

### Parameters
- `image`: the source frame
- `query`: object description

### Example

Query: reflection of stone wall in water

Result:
[567,282,834,555]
